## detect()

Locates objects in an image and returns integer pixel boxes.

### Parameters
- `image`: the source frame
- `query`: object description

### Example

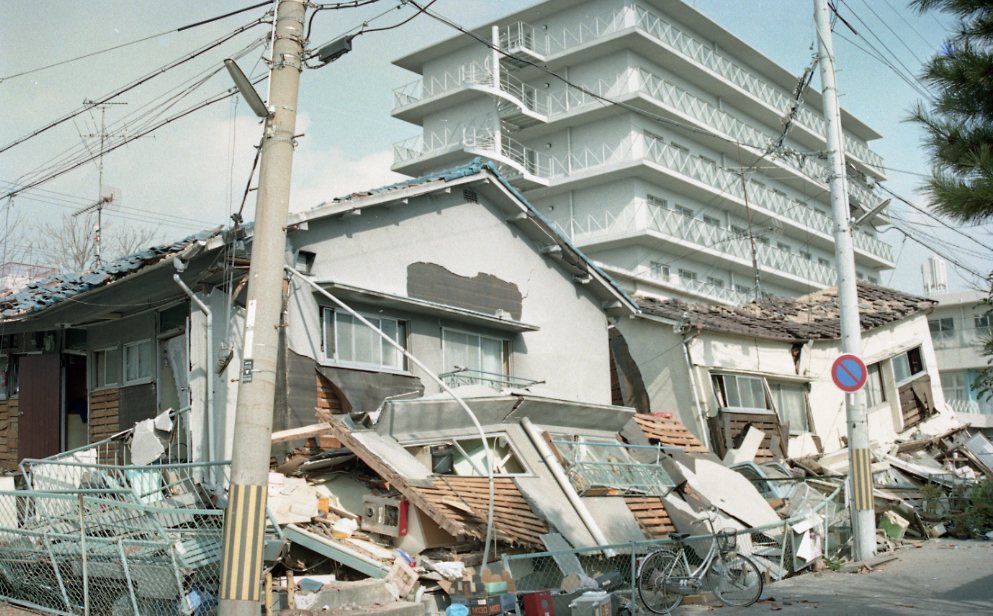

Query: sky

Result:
[0,0,990,296]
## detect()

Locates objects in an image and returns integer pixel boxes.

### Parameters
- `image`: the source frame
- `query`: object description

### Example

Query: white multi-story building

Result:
[928,290,993,417]
[390,0,893,305]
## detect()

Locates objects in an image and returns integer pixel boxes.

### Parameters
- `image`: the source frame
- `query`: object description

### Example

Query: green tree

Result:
[911,0,993,222]
[913,1,993,404]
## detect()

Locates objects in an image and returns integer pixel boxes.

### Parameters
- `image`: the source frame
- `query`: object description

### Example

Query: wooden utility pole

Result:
[218,1,307,614]
[813,0,877,561]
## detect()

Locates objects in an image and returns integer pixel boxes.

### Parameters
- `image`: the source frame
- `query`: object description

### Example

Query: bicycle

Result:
[637,508,763,614]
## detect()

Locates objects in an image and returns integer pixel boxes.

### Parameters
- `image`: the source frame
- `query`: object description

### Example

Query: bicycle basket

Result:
[717,528,737,552]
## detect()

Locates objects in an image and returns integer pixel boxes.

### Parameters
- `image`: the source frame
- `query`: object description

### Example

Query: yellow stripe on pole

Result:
[851,448,873,511]
[220,483,268,602]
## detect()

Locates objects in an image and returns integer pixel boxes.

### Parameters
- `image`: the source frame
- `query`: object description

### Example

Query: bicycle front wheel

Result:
[707,552,763,607]
[637,548,688,614]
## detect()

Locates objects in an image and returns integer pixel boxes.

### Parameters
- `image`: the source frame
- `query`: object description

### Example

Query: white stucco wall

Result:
[283,186,614,404]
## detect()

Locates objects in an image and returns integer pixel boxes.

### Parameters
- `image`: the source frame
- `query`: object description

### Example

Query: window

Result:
[123,340,153,383]
[0,355,18,399]
[940,371,967,402]
[756,236,770,246]
[675,204,694,219]
[731,225,747,238]
[295,250,316,274]
[650,261,670,280]
[800,251,812,261]
[777,242,791,254]
[735,283,752,295]
[769,381,808,433]
[865,362,885,407]
[818,257,831,267]
[892,347,924,384]
[323,308,406,369]
[678,269,697,282]
[975,313,992,333]
[647,194,667,209]
[712,373,768,409]
[928,318,955,339]
[868,276,878,284]
[703,215,722,227]
[409,434,526,477]
[442,328,507,376]
[93,346,121,388]
[706,276,725,289]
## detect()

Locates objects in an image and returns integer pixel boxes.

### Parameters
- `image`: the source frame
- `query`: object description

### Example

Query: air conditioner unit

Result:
[361,495,408,537]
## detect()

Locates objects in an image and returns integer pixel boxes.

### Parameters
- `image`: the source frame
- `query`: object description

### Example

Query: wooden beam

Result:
[270,423,334,444]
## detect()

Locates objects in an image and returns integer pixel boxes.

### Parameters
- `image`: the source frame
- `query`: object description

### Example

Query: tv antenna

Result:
[76,98,126,267]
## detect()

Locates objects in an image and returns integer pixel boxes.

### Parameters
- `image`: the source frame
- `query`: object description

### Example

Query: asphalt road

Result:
[681,539,993,615]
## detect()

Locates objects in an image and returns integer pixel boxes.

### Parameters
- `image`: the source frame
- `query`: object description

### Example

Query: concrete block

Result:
[879,510,910,540]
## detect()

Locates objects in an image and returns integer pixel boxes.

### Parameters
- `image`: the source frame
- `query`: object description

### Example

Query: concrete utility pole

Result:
[218,1,306,614]
[813,0,877,561]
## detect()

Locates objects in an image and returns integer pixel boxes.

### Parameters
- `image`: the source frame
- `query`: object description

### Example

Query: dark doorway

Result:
[64,354,88,450]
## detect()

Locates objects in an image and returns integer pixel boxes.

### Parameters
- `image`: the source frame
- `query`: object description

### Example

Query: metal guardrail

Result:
[501,479,845,613]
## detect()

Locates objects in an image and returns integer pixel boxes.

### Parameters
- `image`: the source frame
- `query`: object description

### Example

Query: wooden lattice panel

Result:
[0,398,19,469]
[414,476,548,548]
[633,414,709,454]
[89,389,120,462]
[625,496,675,538]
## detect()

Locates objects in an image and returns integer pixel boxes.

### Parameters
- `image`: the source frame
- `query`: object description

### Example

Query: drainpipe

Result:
[682,333,711,450]
[520,417,616,556]
[173,267,214,479]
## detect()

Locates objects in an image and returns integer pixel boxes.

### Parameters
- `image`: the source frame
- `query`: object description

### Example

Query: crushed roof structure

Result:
[637,282,936,342]
[0,228,223,320]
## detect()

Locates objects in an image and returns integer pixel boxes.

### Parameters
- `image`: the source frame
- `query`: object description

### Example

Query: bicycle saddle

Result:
[669,532,691,541]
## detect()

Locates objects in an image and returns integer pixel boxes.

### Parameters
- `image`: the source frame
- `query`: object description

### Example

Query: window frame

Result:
[321,307,408,372]
[92,345,122,390]
[441,326,509,377]
[864,361,886,408]
[891,346,926,386]
[122,339,154,385]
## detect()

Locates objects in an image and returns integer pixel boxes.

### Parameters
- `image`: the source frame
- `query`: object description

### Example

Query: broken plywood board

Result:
[582,496,649,544]
[515,472,597,548]
[723,426,764,466]
[673,457,781,533]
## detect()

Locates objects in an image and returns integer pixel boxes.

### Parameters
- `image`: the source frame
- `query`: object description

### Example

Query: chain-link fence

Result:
[0,409,281,615]
[501,479,845,614]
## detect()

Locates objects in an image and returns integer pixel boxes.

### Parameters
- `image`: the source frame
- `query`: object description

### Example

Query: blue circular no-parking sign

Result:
[831,353,867,392]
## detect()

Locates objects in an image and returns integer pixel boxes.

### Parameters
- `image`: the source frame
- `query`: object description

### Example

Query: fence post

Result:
[630,542,638,615]
[78,493,89,616]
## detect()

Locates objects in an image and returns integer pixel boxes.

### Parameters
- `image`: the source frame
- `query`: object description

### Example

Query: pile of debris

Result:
[260,396,846,615]
[793,425,993,546]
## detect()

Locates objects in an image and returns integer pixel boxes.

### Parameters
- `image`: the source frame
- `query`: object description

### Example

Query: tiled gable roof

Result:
[637,282,935,341]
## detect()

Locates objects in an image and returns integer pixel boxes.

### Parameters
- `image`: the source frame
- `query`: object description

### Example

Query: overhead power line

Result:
[0,71,268,201]
[0,1,272,85]
[877,183,991,252]
[0,16,269,157]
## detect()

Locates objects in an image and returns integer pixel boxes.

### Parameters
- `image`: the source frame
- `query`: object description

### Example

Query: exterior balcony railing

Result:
[946,398,993,415]
[931,326,992,350]
[560,197,839,288]
[440,367,542,390]
[393,123,549,179]
[544,135,892,264]
[544,67,882,219]
[492,5,884,172]
[393,59,547,118]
